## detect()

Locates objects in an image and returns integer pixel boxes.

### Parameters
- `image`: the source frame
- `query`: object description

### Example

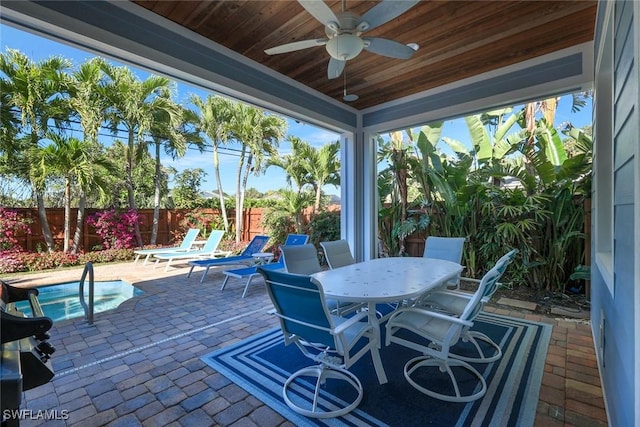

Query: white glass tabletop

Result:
[311,257,463,303]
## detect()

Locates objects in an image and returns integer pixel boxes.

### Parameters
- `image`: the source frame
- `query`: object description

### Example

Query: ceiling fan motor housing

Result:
[325,12,365,60]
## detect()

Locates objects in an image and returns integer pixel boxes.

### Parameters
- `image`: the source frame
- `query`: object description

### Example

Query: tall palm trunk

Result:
[235,147,246,242]
[240,153,254,236]
[63,176,71,252]
[31,130,55,252]
[151,141,161,245]
[35,191,55,252]
[314,184,321,215]
[126,128,143,247]
[213,146,229,231]
[71,194,85,254]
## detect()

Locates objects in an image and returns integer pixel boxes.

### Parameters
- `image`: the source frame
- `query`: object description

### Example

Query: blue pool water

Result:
[14,280,143,322]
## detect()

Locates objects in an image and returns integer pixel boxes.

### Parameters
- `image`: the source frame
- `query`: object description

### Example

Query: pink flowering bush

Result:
[0,248,134,274]
[0,208,32,273]
[0,207,32,251]
[0,252,27,274]
[87,208,142,249]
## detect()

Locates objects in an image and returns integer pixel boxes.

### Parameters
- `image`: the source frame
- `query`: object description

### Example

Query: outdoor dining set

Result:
[132,231,517,419]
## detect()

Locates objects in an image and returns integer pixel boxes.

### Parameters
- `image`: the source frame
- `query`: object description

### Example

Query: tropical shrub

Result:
[378,98,592,293]
[179,209,233,240]
[305,210,340,248]
[261,207,296,252]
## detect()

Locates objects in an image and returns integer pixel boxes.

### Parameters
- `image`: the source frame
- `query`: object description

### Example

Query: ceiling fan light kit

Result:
[326,34,364,61]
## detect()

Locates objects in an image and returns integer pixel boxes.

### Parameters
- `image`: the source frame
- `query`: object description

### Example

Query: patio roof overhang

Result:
[0,0,596,259]
[1,0,595,133]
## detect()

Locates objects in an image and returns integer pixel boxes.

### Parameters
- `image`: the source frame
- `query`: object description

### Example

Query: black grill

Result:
[1,281,55,427]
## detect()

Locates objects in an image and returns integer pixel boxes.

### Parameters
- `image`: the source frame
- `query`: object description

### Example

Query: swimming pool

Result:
[14,280,143,322]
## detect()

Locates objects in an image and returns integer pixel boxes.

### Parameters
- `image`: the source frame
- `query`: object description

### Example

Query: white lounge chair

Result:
[133,228,200,265]
[153,230,227,271]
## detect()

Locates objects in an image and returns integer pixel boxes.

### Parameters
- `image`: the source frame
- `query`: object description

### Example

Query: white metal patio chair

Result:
[280,243,356,315]
[320,239,355,269]
[414,249,518,363]
[385,260,510,403]
[279,243,323,275]
[423,236,466,289]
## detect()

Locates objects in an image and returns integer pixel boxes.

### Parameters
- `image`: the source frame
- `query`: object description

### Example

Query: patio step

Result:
[550,306,590,319]
[496,297,538,311]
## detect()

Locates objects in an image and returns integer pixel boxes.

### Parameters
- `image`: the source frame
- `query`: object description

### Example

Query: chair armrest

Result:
[332,311,370,334]
[388,307,474,328]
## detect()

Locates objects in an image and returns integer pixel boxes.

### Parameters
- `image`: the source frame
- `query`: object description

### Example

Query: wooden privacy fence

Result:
[6,206,433,257]
[7,208,272,252]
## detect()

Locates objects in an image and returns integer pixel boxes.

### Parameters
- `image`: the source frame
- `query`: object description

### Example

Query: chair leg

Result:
[200,266,210,283]
[450,330,502,363]
[220,275,230,290]
[403,356,487,402]
[142,254,151,266]
[134,254,140,264]
[187,265,195,278]
[241,275,256,298]
[164,259,172,272]
[283,365,363,418]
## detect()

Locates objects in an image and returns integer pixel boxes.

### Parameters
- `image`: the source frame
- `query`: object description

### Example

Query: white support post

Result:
[340,129,377,261]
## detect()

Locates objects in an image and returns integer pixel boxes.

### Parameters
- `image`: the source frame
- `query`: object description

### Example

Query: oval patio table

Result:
[310,257,463,384]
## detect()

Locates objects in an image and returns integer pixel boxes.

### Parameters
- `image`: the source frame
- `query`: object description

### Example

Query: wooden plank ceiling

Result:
[132,0,597,110]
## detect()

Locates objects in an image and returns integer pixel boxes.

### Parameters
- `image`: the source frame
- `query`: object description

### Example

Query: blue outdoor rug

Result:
[201,312,551,426]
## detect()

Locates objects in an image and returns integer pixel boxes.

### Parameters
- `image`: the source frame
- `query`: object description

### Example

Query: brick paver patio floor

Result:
[4,261,607,426]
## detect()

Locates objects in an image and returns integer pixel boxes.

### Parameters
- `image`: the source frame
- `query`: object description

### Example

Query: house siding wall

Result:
[592,1,638,426]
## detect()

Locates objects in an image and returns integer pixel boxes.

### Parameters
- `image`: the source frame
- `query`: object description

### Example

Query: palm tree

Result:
[277,189,315,234]
[39,132,110,252]
[229,104,287,242]
[267,135,312,194]
[67,57,109,251]
[101,64,175,246]
[305,140,340,213]
[188,94,233,231]
[268,136,340,214]
[145,87,193,244]
[0,49,72,252]
[0,83,20,156]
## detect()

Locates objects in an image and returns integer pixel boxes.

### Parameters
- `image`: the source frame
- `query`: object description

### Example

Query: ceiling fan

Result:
[264,0,420,80]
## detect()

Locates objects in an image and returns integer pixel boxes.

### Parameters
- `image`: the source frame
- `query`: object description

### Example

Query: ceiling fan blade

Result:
[265,38,328,55]
[298,0,338,26]
[364,37,417,59]
[328,57,346,79]
[359,0,420,31]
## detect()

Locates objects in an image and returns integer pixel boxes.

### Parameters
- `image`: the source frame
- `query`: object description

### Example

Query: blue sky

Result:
[2,24,592,197]
[1,24,341,196]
